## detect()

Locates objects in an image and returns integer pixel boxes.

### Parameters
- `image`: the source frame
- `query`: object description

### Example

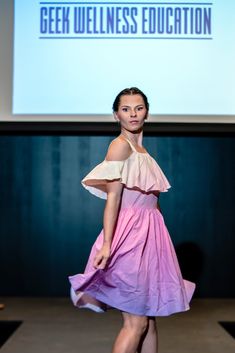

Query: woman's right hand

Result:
[93,243,111,270]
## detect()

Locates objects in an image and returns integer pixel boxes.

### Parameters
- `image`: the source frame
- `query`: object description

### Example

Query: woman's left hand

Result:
[93,243,111,270]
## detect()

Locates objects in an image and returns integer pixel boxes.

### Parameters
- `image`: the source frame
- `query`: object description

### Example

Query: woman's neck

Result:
[120,129,144,147]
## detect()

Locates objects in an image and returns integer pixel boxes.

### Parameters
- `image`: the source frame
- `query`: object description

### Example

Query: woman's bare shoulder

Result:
[105,136,132,161]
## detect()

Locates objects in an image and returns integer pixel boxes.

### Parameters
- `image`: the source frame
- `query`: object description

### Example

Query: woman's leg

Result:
[137,317,158,353]
[111,312,148,353]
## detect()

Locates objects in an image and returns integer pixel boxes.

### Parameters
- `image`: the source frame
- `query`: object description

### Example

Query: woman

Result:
[69,87,195,353]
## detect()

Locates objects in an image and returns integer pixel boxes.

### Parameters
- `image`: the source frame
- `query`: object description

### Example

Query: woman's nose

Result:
[130,109,137,116]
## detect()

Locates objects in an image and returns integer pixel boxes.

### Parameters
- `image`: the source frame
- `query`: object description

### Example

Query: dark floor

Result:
[0,298,234,353]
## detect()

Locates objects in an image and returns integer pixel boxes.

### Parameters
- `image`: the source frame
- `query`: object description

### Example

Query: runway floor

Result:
[0,298,234,353]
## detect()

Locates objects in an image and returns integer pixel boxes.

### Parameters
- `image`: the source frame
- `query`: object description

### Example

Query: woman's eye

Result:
[137,106,143,111]
[122,108,128,112]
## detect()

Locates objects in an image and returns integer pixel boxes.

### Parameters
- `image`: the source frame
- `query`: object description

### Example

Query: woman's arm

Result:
[93,137,132,270]
[103,181,123,246]
[93,181,123,270]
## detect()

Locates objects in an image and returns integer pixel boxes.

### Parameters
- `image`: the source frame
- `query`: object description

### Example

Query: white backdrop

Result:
[11,0,235,119]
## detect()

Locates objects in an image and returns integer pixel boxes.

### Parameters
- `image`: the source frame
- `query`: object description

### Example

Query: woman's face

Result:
[114,94,148,132]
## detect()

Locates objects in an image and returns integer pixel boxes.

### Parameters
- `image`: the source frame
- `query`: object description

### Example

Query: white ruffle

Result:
[81,153,171,200]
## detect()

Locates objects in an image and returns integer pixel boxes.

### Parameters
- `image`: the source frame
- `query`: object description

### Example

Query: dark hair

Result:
[112,87,149,112]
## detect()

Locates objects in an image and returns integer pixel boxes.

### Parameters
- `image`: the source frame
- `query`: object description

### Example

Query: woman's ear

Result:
[113,113,119,123]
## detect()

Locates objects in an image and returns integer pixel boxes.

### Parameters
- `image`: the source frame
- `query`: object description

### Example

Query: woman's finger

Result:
[93,255,101,268]
[95,256,108,270]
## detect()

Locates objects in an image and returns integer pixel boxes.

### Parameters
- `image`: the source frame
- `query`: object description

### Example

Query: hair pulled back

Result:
[112,87,149,112]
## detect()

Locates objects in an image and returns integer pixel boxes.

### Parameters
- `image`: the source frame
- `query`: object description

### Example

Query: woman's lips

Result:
[130,120,139,124]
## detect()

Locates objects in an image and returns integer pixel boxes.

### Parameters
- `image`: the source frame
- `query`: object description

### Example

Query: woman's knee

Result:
[123,313,148,336]
[147,317,157,334]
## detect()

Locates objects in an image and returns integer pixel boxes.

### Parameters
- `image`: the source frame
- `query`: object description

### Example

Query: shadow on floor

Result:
[0,321,22,348]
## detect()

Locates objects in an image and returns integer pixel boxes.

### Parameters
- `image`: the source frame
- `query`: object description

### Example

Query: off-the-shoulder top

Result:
[81,137,171,199]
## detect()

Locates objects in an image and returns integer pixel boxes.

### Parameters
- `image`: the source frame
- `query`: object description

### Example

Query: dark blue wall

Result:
[0,136,234,297]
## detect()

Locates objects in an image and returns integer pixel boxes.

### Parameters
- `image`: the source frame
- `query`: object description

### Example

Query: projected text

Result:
[39,3,212,39]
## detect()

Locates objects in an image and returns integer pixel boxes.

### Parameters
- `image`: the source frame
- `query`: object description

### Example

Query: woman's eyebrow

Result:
[120,104,144,108]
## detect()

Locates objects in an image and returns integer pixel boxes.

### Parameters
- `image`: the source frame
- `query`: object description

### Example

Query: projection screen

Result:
[12,0,235,122]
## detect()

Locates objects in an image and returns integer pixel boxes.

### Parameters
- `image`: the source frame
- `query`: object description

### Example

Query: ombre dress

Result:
[69,138,195,316]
